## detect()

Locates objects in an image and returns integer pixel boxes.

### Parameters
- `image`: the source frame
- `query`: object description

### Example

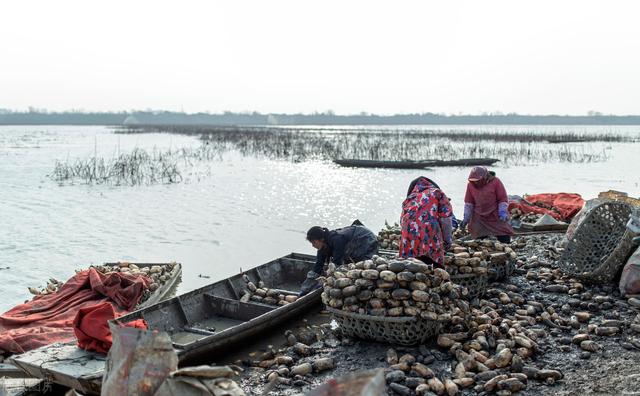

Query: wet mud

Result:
[223,233,640,395]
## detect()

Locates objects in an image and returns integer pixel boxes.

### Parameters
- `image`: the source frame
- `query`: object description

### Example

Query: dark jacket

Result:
[312,225,378,274]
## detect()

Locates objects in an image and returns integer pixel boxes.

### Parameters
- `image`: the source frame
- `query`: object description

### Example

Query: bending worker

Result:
[301,221,378,295]
[460,166,514,243]
[398,176,453,267]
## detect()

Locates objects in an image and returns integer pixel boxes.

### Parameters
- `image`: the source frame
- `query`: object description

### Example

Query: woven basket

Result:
[559,201,636,283]
[488,259,515,282]
[326,307,442,346]
[450,272,488,299]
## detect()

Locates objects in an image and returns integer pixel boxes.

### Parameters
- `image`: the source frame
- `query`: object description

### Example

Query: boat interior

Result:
[113,253,316,349]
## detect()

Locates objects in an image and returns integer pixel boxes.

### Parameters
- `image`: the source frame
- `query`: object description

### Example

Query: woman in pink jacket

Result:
[460,166,514,243]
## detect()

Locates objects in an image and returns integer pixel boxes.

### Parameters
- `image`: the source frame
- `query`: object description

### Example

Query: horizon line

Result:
[1,108,639,117]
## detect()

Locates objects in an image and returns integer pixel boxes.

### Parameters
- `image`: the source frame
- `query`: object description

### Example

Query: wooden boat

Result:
[425,158,500,167]
[334,159,434,169]
[12,253,320,395]
[333,158,499,169]
[10,261,183,395]
[113,252,320,363]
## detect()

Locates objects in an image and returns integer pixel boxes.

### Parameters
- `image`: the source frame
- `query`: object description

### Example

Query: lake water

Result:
[1,125,639,312]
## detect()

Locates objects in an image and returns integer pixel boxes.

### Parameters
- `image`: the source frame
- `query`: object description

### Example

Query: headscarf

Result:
[407,176,439,197]
[468,166,489,182]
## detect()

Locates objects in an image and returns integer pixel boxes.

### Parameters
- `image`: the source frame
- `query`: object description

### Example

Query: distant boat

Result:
[333,158,500,169]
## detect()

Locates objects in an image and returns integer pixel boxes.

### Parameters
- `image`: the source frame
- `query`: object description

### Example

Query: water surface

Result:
[1,125,638,312]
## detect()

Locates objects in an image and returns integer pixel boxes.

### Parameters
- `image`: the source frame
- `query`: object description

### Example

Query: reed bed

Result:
[57,125,629,185]
[121,125,637,143]
[52,148,180,185]
[51,141,231,185]
[119,126,615,165]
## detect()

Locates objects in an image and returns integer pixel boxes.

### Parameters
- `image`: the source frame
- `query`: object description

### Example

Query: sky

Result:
[1,1,639,115]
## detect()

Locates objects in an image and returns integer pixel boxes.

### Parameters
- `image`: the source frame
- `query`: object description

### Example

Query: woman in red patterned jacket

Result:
[398,176,453,267]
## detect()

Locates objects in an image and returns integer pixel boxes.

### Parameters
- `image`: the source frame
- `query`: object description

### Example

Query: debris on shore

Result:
[233,233,640,396]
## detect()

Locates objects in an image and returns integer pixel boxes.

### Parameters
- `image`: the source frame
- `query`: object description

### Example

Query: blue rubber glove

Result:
[461,203,474,229]
[299,271,320,296]
[498,202,509,222]
[440,216,453,250]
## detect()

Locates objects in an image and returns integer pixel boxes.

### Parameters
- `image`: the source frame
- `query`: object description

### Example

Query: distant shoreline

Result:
[2,111,640,126]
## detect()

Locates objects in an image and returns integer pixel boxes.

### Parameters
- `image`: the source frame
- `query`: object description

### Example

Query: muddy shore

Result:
[222,233,640,396]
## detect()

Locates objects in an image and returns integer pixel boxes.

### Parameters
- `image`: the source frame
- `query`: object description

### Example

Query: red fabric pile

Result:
[0,268,150,354]
[73,302,147,353]
[508,193,585,221]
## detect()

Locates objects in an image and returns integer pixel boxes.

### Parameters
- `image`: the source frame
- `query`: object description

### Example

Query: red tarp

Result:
[0,268,150,354]
[73,302,147,354]
[508,193,585,221]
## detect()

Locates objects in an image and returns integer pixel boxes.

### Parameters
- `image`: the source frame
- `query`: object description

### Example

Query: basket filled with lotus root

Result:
[446,238,518,284]
[322,255,470,345]
[443,252,487,299]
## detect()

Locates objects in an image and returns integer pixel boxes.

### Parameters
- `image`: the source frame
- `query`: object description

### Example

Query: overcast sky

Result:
[1,1,639,115]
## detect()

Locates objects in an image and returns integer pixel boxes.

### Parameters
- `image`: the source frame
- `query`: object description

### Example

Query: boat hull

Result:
[113,252,320,363]
[334,158,499,169]
[11,253,318,395]
[10,262,182,395]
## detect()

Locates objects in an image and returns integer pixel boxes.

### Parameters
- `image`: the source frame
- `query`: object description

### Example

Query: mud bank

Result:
[223,233,640,396]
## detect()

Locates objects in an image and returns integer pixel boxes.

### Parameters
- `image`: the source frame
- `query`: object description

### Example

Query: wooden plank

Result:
[224,278,240,300]
[0,363,27,378]
[0,378,43,396]
[11,344,105,395]
[204,294,274,320]
[514,224,569,234]
[253,267,267,285]
[279,257,316,266]
[288,252,316,261]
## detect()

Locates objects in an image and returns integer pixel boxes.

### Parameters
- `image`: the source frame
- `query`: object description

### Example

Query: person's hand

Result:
[498,207,508,222]
[299,271,320,296]
[306,271,320,279]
